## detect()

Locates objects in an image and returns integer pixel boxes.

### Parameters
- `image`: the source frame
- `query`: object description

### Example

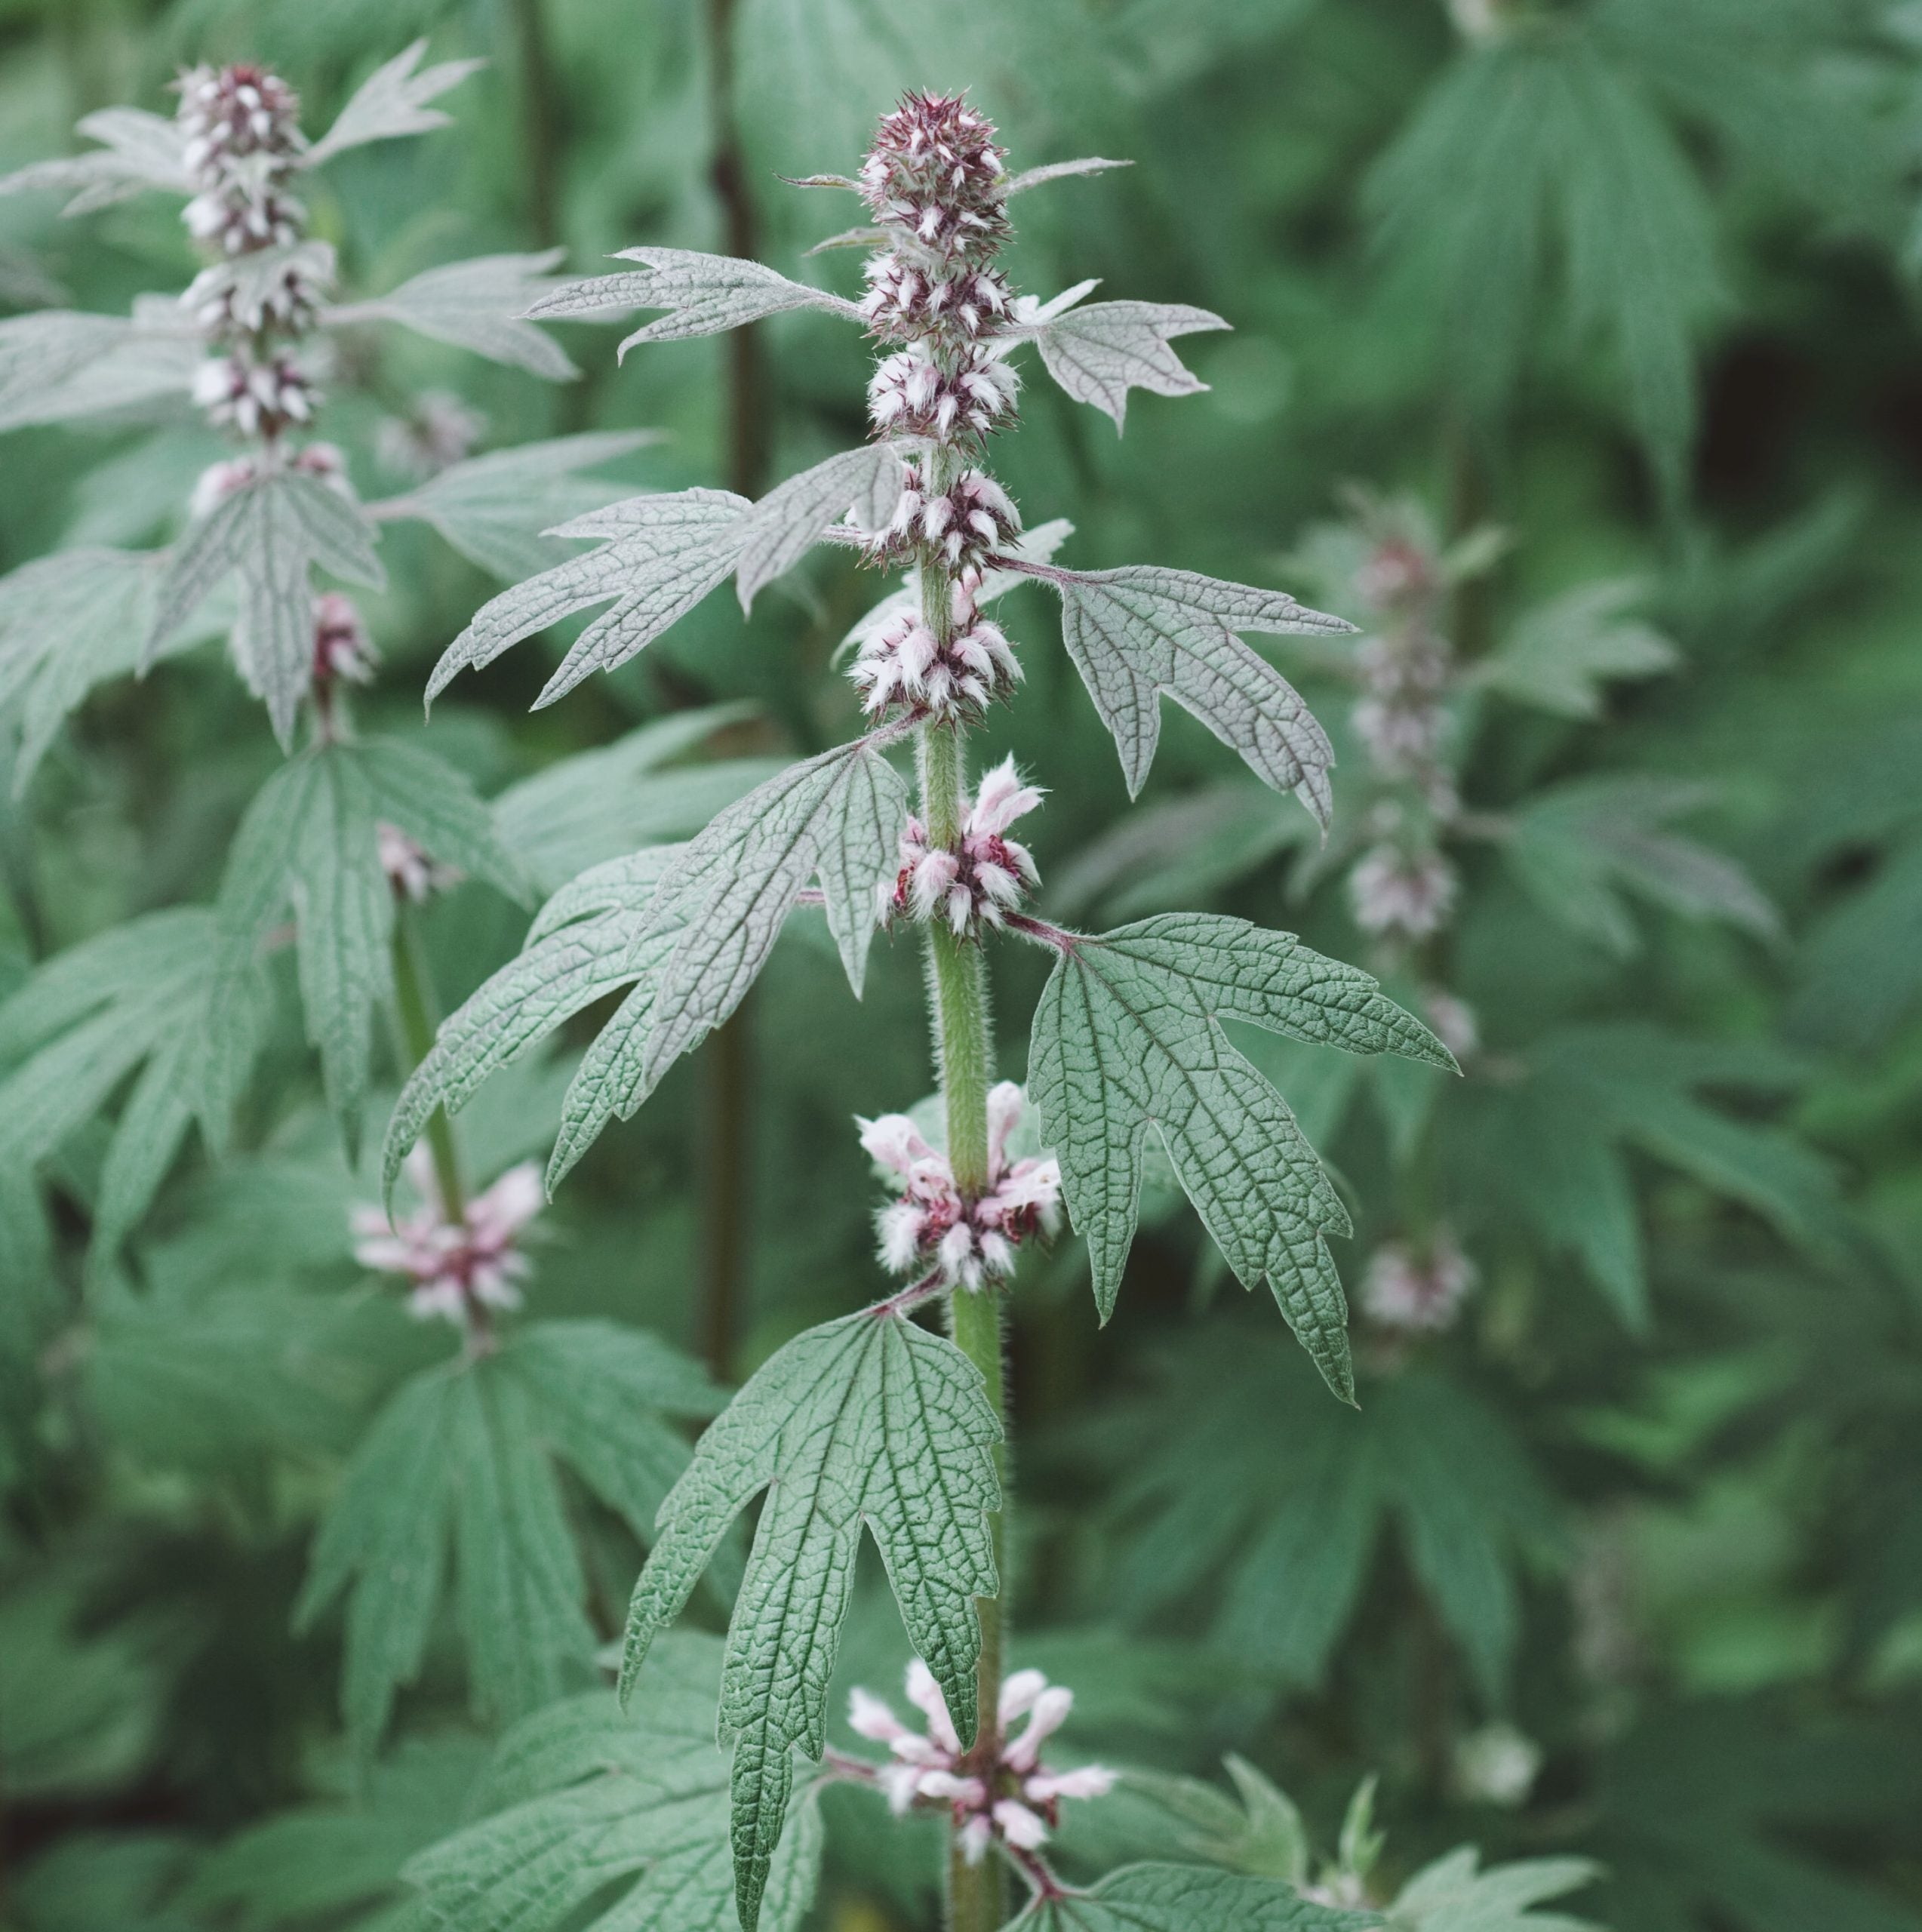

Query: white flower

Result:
[350,1152,543,1329]
[312,592,377,689]
[1361,1232,1477,1334]
[844,1661,1112,1862]
[869,342,1018,441]
[375,390,486,480]
[376,823,461,904]
[849,607,1021,723]
[857,1080,1061,1290]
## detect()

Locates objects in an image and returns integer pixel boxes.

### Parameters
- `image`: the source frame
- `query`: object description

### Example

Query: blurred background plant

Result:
[1,2,1920,1930]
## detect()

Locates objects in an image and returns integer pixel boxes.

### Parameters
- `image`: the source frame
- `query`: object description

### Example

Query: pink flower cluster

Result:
[312,590,377,691]
[848,1661,1113,1865]
[859,93,1009,268]
[192,346,317,439]
[861,254,1010,343]
[188,441,346,521]
[850,584,1020,723]
[869,342,1018,443]
[1361,1232,1478,1334]
[891,757,1041,938]
[376,823,460,904]
[858,1081,1061,1290]
[376,389,486,480]
[177,65,307,259]
[351,1152,543,1329]
[871,463,1021,576]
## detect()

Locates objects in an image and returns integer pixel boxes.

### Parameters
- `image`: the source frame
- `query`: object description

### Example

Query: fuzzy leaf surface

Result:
[0,107,188,213]
[149,471,385,748]
[333,253,577,380]
[734,443,907,610]
[1029,915,1453,1398]
[370,430,662,581]
[1012,561,1348,819]
[524,246,862,355]
[305,41,485,165]
[621,1309,1000,1930]
[219,738,525,1149]
[1011,1864,1379,1931]
[633,732,908,1088]
[428,488,749,708]
[383,847,686,1199]
[298,1321,712,1761]
[403,1635,822,1932]
[1026,298,1229,429]
[0,309,197,432]
[1471,578,1677,718]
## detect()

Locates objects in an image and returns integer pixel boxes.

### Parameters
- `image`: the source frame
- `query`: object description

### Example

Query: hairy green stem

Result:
[917,694,1009,1924]
[390,903,464,1220]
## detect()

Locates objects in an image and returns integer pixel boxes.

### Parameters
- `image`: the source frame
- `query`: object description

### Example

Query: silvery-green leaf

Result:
[637,732,908,1088]
[428,488,749,709]
[330,253,577,380]
[493,702,778,891]
[1015,1864,1377,1932]
[1007,558,1348,820]
[220,739,524,1151]
[149,471,384,749]
[1388,1846,1601,1930]
[523,246,863,356]
[1027,914,1454,1399]
[383,848,686,1202]
[832,518,1074,669]
[0,549,189,795]
[0,107,188,214]
[192,241,337,332]
[0,310,196,433]
[368,429,661,580]
[0,907,265,1265]
[1025,299,1229,429]
[1004,155,1134,194]
[304,40,485,167]
[735,443,906,611]
[620,1308,999,1930]
[1470,577,1678,718]
[401,1635,823,1932]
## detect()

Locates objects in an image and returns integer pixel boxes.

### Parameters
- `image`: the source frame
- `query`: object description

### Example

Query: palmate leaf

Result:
[0,306,198,433]
[0,908,267,1264]
[403,1635,823,1932]
[330,253,580,381]
[1366,32,1721,500]
[296,1320,723,1761]
[0,548,212,795]
[620,1307,999,1931]
[1470,578,1677,718]
[1028,914,1453,1399]
[427,489,750,709]
[1017,290,1230,429]
[368,430,663,582]
[217,737,527,1151]
[522,246,863,358]
[1505,777,1779,955]
[388,731,903,1197]
[304,40,485,168]
[1001,558,1348,820]
[734,443,907,609]
[1009,1865,1378,1931]
[0,106,188,213]
[1096,1334,1561,1701]
[1388,1848,1602,1932]
[1458,1025,1843,1330]
[147,470,386,749]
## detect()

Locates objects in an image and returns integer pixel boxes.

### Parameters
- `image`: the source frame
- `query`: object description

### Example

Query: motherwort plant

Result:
[388,94,1460,1930]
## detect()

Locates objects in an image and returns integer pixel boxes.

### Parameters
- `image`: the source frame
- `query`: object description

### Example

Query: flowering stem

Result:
[916,709,1009,1929]
[389,901,465,1220]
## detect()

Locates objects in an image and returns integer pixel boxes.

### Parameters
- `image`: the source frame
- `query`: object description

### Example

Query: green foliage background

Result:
[2,1,1920,1928]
